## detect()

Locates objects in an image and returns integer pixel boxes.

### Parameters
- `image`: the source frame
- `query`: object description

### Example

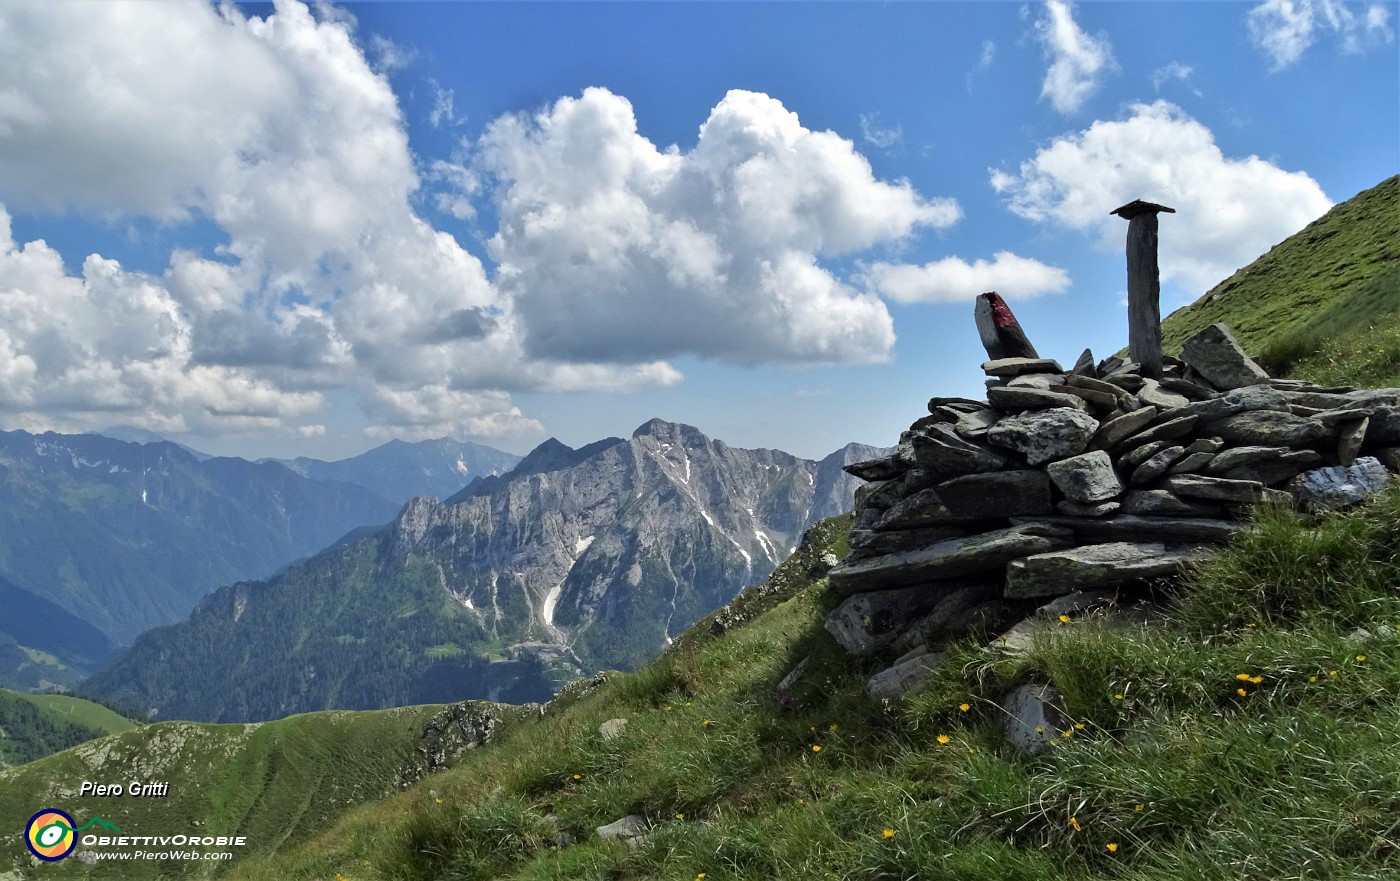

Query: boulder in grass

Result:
[867,649,947,701]
[1000,684,1066,756]
[825,586,943,655]
[1180,323,1271,390]
[1289,457,1392,513]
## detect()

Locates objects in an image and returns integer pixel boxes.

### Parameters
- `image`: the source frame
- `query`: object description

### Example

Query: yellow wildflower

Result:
[1236,688,1247,697]
[882,828,896,839]
[1058,614,1071,624]
[959,703,971,712]
[1357,655,1368,662]
[936,734,951,745]
[1106,842,1119,853]
[1248,675,1262,684]
[811,744,822,752]
[1068,817,1081,832]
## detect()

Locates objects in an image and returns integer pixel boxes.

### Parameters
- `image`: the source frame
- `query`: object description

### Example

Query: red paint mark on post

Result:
[984,292,1016,329]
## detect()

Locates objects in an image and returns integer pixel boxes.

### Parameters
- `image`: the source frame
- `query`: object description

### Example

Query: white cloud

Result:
[0,2,960,444]
[428,81,460,128]
[1247,0,1395,69]
[980,39,997,67]
[860,112,903,150]
[296,423,327,438]
[1151,62,1194,91]
[1035,0,1117,114]
[989,100,1333,294]
[864,252,1070,303]
[479,87,958,365]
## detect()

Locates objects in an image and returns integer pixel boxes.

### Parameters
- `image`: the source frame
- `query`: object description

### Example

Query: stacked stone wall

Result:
[827,323,1399,688]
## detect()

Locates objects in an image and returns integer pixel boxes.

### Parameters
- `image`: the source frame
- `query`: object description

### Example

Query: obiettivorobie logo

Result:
[24,809,121,862]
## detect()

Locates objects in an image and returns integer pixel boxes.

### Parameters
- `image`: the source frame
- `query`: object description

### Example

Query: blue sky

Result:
[0,0,1394,463]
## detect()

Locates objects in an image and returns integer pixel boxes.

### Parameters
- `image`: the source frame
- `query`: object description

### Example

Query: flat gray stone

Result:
[1158,377,1219,400]
[982,357,1064,377]
[848,524,971,553]
[1000,684,1066,756]
[1204,410,1330,448]
[1204,445,1296,474]
[1163,474,1279,504]
[1344,388,1400,409]
[843,453,909,482]
[1057,383,1119,411]
[1167,451,1215,474]
[1046,450,1123,503]
[824,587,943,654]
[986,407,1099,465]
[1115,415,1199,452]
[874,471,1052,529]
[1309,407,1374,428]
[1006,542,1213,598]
[867,651,947,701]
[1185,437,1225,454]
[1119,440,1173,469]
[1289,457,1392,513]
[1007,373,1066,389]
[1104,373,1146,393]
[1071,348,1097,377]
[909,423,1010,478]
[1010,514,1243,544]
[597,815,649,840]
[1056,500,1121,517]
[1129,445,1186,485]
[1180,323,1271,390]
[827,523,1074,595]
[986,386,1088,413]
[1137,378,1191,410]
[1120,490,1223,517]
[954,408,1001,441]
[1091,406,1158,449]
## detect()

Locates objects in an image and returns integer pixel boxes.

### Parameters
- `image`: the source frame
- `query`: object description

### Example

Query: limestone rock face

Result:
[987,408,1099,465]
[1180,323,1271,390]
[1046,450,1123,503]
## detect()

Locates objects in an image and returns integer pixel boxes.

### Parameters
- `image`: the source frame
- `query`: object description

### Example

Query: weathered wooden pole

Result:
[1110,199,1175,379]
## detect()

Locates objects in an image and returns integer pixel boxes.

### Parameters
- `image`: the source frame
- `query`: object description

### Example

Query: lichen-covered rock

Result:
[1129,445,1186,485]
[1204,411,1330,447]
[1091,406,1157,449]
[824,586,943,654]
[1046,450,1123,503]
[1005,542,1213,598]
[999,684,1066,756]
[874,471,1052,529]
[987,386,1088,413]
[1163,474,1290,505]
[987,407,1099,465]
[867,649,947,701]
[909,424,1010,477]
[827,524,1074,595]
[1289,457,1392,512]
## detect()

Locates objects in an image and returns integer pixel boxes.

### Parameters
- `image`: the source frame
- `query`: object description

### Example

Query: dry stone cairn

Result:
[827,306,1400,704]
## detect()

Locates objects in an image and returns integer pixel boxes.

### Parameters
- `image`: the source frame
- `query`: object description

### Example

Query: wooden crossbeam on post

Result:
[1111,199,1175,379]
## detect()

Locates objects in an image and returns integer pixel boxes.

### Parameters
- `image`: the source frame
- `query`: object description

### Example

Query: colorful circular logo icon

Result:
[25,808,77,861]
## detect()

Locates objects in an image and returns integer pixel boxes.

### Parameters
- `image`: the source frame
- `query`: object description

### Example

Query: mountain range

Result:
[83,420,883,722]
[0,431,519,689]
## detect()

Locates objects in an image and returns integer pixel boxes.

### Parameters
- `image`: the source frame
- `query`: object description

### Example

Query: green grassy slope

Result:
[0,689,136,768]
[0,704,456,878]
[1159,174,1398,351]
[205,175,1400,881]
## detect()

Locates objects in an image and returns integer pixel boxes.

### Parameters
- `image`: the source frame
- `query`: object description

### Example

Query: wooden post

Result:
[1110,199,1175,379]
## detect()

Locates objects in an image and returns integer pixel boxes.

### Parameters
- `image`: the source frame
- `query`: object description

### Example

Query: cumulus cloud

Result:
[989,100,1333,294]
[0,2,960,443]
[1247,0,1394,69]
[1035,0,1117,114]
[478,87,958,365]
[863,252,1071,303]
